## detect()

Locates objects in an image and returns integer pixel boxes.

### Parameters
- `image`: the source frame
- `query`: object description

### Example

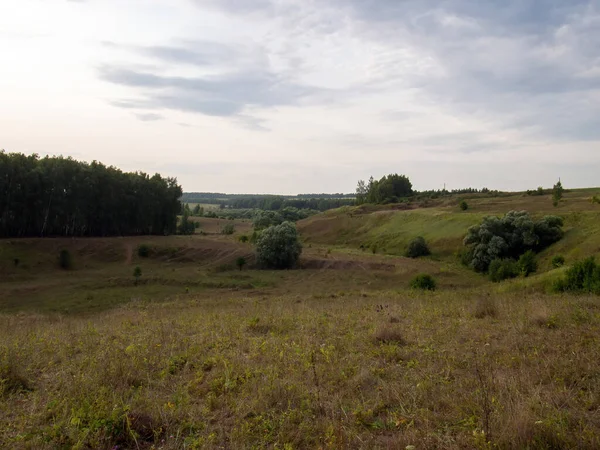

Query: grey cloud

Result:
[135,113,164,122]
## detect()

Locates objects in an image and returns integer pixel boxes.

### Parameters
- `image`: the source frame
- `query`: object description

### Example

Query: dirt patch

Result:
[300,258,395,271]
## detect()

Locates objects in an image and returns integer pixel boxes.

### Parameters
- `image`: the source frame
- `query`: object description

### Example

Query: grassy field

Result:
[1,190,600,449]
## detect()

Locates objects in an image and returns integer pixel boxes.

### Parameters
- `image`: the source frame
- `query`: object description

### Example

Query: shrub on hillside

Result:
[459,200,469,211]
[463,211,564,273]
[221,223,235,235]
[177,213,196,235]
[410,274,436,291]
[252,210,284,230]
[552,255,565,268]
[553,257,600,294]
[59,249,73,270]
[137,244,151,258]
[517,250,537,277]
[405,237,431,258]
[256,222,302,269]
[488,259,519,282]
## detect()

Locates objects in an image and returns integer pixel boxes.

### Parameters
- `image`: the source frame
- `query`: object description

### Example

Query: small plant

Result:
[133,266,142,285]
[58,249,73,270]
[474,296,498,319]
[488,258,519,282]
[222,223,235,235]
[552,257,600,294]
[405,237,431,258]
[410,273,436,291]
[552,255,565,268]
[374,325,406,345]
[239,235,249,243]
[459,200,469,211]
[137,244,151,258]
[236,257,247,271]
[13,258,19,267]
[371,244,378,254]
[591,195,600,204]
[552,179,563,207]
[517,250,537,277]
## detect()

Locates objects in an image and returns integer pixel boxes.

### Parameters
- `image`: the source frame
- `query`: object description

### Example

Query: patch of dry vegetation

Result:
[1,292,599,449]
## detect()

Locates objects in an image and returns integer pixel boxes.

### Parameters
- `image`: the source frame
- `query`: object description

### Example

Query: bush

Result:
[58,249,73,270]
[177,214,196,235]
[552,255,565,268]
[410,274,436,291]
[133,266,142,285]
[553,257,600,294]
[236,257,247,271]
[239,235,249,243]
[474,296,498,319]
[488,259,519,282]
[463,211,564,272]
[405,237,431,258]
[137,244,151,258]
[459,200,469,211]
[221,223,235,235]
[517,250,537,277]
[255,222,302,269]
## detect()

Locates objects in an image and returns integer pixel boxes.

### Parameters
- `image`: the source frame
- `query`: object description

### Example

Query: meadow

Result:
[1,189,600,449]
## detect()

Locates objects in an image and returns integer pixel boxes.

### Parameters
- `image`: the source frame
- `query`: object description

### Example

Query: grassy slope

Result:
[1,188,600,449]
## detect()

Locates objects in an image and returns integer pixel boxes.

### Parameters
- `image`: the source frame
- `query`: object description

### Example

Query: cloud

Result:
[134,113,164,122]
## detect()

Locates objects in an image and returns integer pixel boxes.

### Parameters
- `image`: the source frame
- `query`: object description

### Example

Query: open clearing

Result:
[1,190,600,449]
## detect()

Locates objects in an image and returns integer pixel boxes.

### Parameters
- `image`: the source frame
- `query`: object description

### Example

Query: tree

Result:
[361,173,413,204]
[459,200,469,211]
[133,266,142,285]
[256,222,302,269]
[405,237,431,258]
[252,210,284,230]
[236,257,247,271]
[517,250,537,277]
[463,211,564,273]
[356,180,368,205]
[552,180,564,207]
[222,223,235,235]
[177,212,196,235]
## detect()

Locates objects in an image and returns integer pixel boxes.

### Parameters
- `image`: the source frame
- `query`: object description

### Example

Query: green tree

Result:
[236,257,247,271]
[405,237,431,258]
[463,211,564,273]
[133,266,142,285]
[222,223,235,235]
[256,222,302,269]
[459,200,469,211]
[552,180,563,207]
[178,212,196,235]
[517,250,537,277]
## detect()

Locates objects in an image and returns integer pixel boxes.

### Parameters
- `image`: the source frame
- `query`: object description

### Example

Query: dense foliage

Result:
[255,222,302,269]
[463,211,563,273]
[0,152,182,237]
[488,259,519,282]
[410,274,437,291]
[553,257,600,294]
[356,174,413,204]
[181,193,354,212]
[405,237,431,258]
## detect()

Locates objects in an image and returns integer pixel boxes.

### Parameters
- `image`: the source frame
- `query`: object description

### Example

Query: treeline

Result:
[356,174,503,205]
[0,152,182,237]
[181,193,354,211]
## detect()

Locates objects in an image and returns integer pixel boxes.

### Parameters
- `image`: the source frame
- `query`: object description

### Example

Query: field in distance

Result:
[1,188,600,449]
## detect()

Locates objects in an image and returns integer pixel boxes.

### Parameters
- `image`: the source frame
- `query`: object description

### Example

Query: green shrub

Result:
[236,257,247,271]
[58,249,73,270]
[554,257,600,294]
[405,237,431,258]
[464,211,563,272]
[256,222,302,269]
[371,244,378,254]
[459,200,469,211]
[488,259,519,282]
[177,214,196,235]
[133,266,142,285]
[410,274,436,291]
[239,235,249,243]
[137,244,151,258]
[517,250,537,277]
[221,223,235,235]
[552,255,565,268]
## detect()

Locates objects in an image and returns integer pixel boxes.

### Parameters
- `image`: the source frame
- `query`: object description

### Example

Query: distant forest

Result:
[181,193,356,211]
[0,152,182,238]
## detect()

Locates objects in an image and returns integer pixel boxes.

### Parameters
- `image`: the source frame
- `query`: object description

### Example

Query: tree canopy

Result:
[356,174,413,204]
[0,151,182,237]
[255,222,302,269]
[463,211,564,273]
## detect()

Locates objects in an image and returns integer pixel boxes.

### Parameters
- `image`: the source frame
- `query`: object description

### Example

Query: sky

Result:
[1,0,599,194]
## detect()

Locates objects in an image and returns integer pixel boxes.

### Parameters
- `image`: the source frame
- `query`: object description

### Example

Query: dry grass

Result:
[1,292,599,449]
[473,295,499,319]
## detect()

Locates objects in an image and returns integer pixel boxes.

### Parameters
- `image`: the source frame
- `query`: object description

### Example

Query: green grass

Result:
[2,187,600,449]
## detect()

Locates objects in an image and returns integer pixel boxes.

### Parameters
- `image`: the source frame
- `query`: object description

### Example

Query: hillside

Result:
[298,188,600,272]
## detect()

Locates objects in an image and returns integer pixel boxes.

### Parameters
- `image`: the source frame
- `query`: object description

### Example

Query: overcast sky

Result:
[1,0,599,194]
